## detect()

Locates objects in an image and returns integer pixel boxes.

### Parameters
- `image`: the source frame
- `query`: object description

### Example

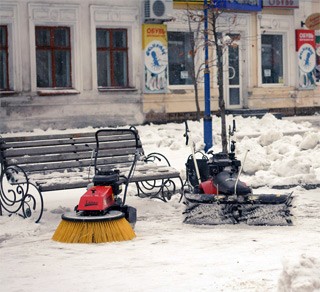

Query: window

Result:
[168,32,193,85]
[36,26,72,88]
[0,25,9,90]
[261,35,283,84]
[96,29,128,88]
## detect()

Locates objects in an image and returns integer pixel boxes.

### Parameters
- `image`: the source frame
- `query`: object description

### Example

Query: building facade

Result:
[0,0,319,132]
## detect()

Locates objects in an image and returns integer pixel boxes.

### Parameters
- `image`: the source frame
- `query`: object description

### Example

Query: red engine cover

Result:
[199,180,218,195]
[77,186,115,211]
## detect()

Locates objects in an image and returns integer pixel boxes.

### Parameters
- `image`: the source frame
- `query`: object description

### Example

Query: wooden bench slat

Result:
[6,152,91,165]
[2,137,96,148]
[31,166,181,191]
[1,133,139,149]
[3,140,138,157]
[2,131,137,143]
[1,132,95,142]
[4,145,91,156]
[17,156,138,173]
[5,147,139,165]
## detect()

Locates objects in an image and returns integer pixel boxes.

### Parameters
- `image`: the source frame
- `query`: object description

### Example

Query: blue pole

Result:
[203,0,212,152]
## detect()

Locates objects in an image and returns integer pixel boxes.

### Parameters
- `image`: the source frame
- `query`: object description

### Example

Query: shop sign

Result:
[295,29,315,51]
[173,0,203,3]
[305,13,320,30]
[295,29,316,89]
[212,0,262,12]
[142,24,168,93]
[262,0,299,9]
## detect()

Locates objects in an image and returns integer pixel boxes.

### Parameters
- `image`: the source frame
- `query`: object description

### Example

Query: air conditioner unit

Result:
[144,0,173,23]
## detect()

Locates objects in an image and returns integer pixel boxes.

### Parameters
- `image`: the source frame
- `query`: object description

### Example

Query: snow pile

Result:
[278,254,320,292]
[299,132,320,150]
[258,130,283,146]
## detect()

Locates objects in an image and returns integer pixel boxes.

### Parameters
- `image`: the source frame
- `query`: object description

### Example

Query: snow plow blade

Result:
[183,192,294,226]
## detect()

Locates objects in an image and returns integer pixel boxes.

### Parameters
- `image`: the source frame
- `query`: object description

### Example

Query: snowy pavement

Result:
[0,186,319,292]
[1,113,320,291]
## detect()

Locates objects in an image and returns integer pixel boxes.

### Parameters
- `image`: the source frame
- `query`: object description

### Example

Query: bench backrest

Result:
[0,129,144,177]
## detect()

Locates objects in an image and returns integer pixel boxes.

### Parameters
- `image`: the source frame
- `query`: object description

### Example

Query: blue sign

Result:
[212,0,262,11]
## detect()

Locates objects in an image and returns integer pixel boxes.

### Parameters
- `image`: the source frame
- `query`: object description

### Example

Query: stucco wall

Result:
[0,0,144,133]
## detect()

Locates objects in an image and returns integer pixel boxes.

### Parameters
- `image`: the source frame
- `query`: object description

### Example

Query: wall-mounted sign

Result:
[142,24,168,93]
[295,29,316,89]
[262,0,299,9]
[316,36,320,83]
[305,13,320,30]
[173,0,203,3]
[212,0,262,12]
[295,29,316,52]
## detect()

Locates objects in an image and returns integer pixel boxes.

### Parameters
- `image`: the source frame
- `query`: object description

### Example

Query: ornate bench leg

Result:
[0,165,44,223]
[135,176,184,203]
[135,180,168,202]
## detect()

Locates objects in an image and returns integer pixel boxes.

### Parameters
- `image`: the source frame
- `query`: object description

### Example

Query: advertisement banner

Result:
[142,24,168,93]
[212,0,262,11]
[295,30,316,89]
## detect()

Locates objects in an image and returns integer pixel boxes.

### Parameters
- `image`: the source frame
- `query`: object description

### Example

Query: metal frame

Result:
[135,152,184,202]
[0,163,44,223]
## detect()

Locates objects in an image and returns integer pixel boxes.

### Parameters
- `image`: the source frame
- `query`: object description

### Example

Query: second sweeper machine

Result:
[183,121,294,226]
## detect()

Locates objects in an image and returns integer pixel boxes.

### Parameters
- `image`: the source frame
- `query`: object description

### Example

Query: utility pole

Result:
[203,0,212,152]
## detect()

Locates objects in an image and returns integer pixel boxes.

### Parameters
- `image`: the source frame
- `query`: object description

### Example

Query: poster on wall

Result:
[142,24,168,93]
[316,36,320,83]
[295,29,316,89]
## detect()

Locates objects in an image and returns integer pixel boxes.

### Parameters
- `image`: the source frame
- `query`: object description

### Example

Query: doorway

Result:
[223,34,243,109]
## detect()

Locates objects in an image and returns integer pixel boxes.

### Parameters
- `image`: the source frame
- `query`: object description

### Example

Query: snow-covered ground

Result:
[1,114,320,291]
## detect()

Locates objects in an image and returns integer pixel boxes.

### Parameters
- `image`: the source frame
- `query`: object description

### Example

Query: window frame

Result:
[167,31,195,87]
[0,25,9,91]
[35,26,72,89]
[260,33,285,85]
[96,28,129,88]
[29,3,81,94]
[257,13,295,87]
[0,3,21,94]
[90,5,139,92]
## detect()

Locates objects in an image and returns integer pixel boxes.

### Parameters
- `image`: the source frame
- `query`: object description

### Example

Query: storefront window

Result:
[261,34,283,84]
[168,32,193,85]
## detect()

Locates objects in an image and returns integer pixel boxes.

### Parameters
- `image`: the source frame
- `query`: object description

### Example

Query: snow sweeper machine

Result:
[182,121,294,226]
[52,129,138,243]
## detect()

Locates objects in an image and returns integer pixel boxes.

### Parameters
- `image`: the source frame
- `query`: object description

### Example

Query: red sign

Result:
[295,30,315,51]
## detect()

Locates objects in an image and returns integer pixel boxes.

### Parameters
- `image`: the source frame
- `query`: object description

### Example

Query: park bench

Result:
[0,128,183,202]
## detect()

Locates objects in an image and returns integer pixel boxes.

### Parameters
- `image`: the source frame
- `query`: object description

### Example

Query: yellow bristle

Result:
[52,217,136,243]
